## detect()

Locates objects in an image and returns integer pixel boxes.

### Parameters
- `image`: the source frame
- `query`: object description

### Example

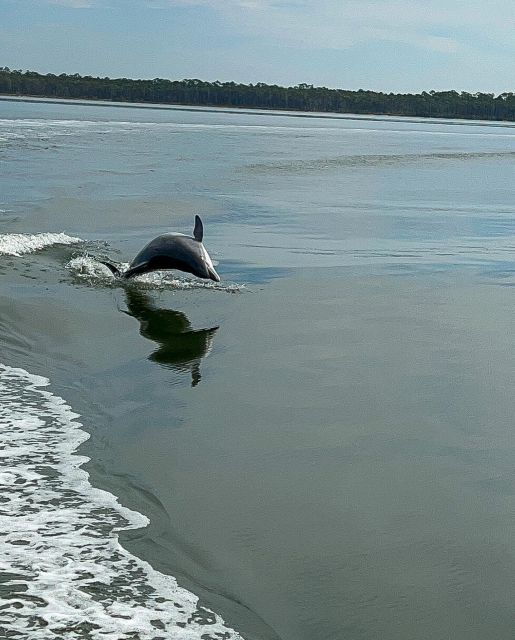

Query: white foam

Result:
[67,255,244,292]
[0,364,244,639]
[0,232,82,256]
[2,116,515,139]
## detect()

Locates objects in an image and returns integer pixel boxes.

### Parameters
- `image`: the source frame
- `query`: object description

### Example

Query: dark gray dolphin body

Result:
[102,215,220,282]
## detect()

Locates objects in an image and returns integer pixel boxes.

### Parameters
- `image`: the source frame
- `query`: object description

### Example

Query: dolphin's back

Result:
[125,233,206,279]
[101,215,219,282]
[130,233,192,268]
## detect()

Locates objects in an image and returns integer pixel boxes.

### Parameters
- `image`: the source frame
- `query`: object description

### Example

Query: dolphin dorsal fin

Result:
[193,215,203,242]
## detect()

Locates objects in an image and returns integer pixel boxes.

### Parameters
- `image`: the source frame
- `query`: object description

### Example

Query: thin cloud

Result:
[46,0,94,7]
[158,0,514,55]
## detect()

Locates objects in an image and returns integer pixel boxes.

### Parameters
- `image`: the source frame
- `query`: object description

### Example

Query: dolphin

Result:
[123,289,219,386]
[101,215,220,282]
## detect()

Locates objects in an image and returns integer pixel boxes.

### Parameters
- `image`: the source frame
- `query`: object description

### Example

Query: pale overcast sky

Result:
[1,0,515,93]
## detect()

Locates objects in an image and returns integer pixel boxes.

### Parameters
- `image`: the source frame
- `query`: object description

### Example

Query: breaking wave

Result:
[0,363,244,640]
[246,150,515,174]
[0,232,82,256]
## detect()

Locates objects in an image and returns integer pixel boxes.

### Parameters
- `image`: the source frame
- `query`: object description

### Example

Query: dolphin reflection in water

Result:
[124,289,219,387]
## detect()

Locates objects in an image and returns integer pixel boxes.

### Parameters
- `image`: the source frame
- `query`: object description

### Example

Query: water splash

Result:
[66,255,244,292]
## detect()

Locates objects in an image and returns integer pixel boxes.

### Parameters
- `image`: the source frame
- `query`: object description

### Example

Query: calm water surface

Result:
[1,98,515,639]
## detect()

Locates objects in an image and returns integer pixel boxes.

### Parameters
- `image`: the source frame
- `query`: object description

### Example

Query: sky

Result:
[1,0,515,93]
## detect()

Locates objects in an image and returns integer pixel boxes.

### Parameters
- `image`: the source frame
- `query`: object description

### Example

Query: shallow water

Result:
[1,98,515,639]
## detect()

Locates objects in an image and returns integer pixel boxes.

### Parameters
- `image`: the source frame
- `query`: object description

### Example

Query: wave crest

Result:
[0,232,82,256]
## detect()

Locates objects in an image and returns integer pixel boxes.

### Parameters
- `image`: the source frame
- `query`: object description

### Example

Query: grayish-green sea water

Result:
[1,98,515,639]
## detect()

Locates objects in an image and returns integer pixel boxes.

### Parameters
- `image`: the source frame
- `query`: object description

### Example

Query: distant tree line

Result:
[2,67,515,121]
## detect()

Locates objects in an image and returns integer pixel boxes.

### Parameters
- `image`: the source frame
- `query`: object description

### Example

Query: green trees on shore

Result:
[1,67,515,121]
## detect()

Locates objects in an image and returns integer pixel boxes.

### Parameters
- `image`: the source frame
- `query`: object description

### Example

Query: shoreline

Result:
[2,93,515,129]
